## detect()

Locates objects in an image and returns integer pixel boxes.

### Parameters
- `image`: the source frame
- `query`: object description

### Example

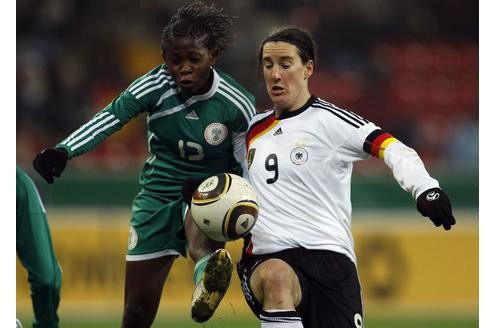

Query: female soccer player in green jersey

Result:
[32,2,256,326]
[17,166,62,328]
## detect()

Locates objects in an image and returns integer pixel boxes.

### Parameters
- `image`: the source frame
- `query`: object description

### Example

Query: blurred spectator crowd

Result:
[17,0,478,173]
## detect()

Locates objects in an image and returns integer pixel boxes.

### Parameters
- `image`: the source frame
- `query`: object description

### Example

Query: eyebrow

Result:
[262,55,294,61]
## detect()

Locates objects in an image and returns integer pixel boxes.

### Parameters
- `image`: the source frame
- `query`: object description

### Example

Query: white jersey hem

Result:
[126,249,181,261]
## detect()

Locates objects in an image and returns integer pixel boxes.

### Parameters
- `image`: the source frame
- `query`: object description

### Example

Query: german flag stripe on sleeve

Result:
[363,129,399,159]
[246,114,279,151]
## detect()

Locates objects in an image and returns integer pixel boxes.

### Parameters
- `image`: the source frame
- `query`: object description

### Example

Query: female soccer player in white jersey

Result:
[32,2,256,326]
[237,27,456,328]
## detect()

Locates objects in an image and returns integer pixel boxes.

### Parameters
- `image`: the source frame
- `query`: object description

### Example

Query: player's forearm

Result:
[383,141,439,199]
[55,90,145,159]
[56,110,123,159]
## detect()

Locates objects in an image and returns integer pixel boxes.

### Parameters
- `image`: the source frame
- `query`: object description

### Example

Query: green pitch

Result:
[16,314,478,327]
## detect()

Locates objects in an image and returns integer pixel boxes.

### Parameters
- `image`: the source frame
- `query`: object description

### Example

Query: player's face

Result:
[162,37,219,95]
[262,41,313,113]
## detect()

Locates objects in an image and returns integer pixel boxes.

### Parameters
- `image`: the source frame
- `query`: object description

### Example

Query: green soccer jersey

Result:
[56,65,256,196]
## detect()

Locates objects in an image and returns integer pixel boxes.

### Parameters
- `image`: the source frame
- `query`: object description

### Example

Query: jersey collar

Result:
[185,68,220,102]
[275,95,317,120]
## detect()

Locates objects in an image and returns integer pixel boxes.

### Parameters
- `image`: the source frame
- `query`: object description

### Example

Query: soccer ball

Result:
[191,173,259,242]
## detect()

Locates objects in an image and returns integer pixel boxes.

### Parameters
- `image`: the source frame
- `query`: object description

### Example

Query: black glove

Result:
[416,187,456,230]
[181,178,204,204]
[32,148,69,184]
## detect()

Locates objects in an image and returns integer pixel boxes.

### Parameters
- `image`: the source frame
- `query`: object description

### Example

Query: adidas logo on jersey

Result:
[186,110,199,120]
[273,127,283,136]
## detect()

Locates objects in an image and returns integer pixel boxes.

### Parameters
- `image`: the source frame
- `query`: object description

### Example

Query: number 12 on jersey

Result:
[178,139,204,161]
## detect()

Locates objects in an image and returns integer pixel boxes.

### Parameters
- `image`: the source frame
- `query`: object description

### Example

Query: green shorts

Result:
[126,190,188,261]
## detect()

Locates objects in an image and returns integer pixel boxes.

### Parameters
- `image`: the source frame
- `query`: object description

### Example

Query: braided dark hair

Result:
[161,1,235,53]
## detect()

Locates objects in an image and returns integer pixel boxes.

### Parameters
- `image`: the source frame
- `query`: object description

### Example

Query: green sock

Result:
[193,253,212,285]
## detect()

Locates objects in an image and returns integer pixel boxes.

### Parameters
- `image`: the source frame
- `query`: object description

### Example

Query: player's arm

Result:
[55,91,143,158]
[363,128,456,230]
[230,93,256,177]
[232,131,247,175]
[32,90,145,183]
[32,65,170,183]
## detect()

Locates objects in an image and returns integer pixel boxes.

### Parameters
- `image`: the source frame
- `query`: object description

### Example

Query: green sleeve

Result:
[16,166,62,327]
[56,91,144,159]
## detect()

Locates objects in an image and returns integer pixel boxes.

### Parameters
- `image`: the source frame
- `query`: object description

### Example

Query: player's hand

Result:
[416,187,456,230]
[32,148,69,184]
[181,178,203,204]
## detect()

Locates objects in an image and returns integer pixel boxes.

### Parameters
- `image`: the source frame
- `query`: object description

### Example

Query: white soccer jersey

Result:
[245,96,438,263]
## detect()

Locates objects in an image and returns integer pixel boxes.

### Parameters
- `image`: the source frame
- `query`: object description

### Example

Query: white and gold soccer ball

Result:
[191,173,259,242]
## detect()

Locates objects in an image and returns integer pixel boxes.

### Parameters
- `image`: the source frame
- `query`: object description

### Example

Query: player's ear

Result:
[209,48,220,66]
[304,59,314,80]
[161,48,167,64]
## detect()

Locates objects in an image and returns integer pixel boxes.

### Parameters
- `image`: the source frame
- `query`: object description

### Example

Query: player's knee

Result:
[258,259,297,293]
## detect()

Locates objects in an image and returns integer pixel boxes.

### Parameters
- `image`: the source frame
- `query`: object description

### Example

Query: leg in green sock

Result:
[193,252,212,285]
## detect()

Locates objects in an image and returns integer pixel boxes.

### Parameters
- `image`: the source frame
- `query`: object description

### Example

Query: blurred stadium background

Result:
[16,0,478,327]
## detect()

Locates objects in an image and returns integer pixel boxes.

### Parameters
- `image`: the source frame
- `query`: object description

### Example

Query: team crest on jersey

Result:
[204,123,228,145]
[128,226,138,251]
[247,148,256,169]
[290,147,308,165]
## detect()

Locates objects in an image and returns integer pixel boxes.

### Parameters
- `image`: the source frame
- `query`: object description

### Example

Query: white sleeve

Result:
[383,141,439,200]
[337,122,379,162]
[232,131,247,176]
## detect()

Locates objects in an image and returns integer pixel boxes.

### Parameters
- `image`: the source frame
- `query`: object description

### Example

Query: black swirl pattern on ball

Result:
[222,200,259,240]
[192,173,231,205]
